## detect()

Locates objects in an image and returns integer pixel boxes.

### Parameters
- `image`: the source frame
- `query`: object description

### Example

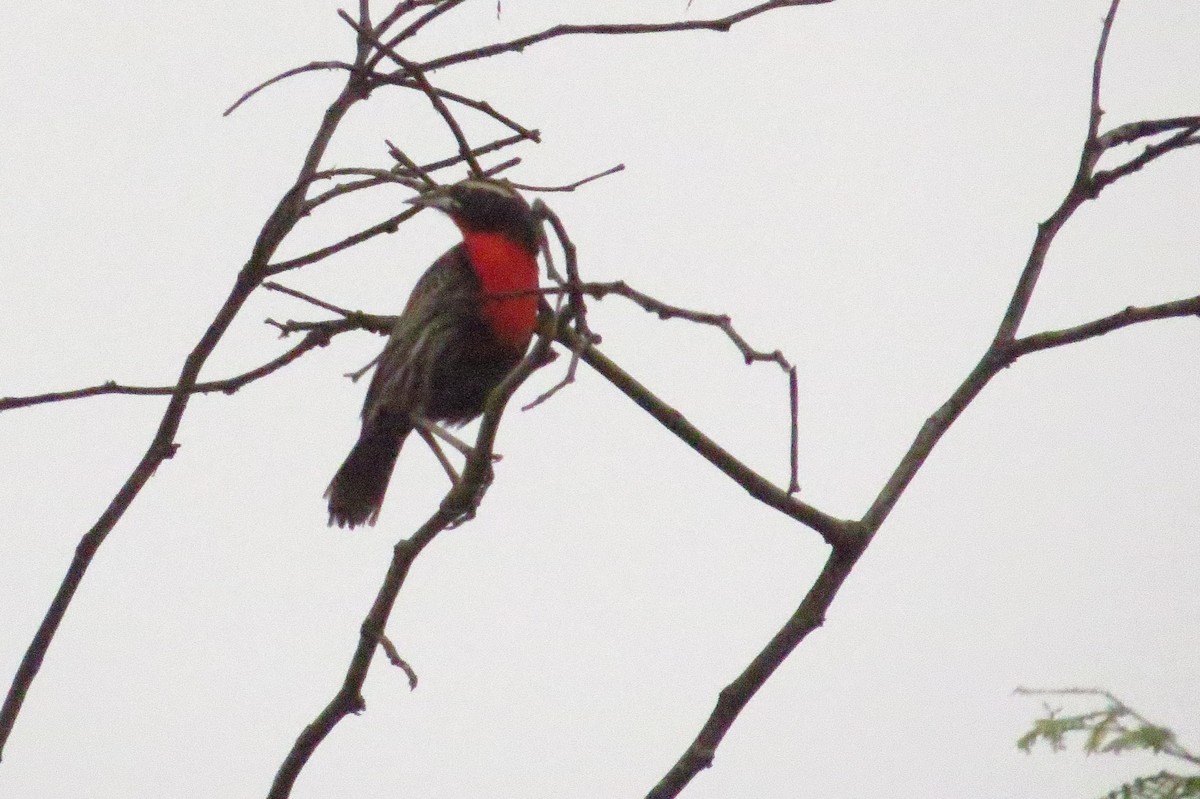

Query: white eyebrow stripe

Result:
[458,179,520,199]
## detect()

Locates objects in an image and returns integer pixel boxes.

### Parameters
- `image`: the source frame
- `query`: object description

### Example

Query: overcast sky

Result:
[2,2,1199,797]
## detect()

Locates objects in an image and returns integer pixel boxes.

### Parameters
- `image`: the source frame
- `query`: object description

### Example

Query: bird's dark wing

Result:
[361,244,481,424]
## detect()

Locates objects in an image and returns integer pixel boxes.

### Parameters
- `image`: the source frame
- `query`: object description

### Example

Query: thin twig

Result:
[508,163,625,193]
[481,157,523,178]
[526,277,804,488]
[1094,125,1200,189]
[391,131,536,179]
[521,342,580,411]
[418,0,837,72]
[385,141,437,188]
[369,77,542,143]
[1014,294,1200,355]
[994,0,1122,344]
[558,325,847,544]
[371,1,445,56]
[413,416,483,460]
[223,61,355,116]
[263,281,354,317]
[787,366,800,494]
[533,201,594,343]
[304,168,411,212]
[540,281,794,372]
[340,10,484,177]
[264,206,422,275]
[260,283,395,346]
[0,324,352,413]
[369,0,472,71]
[422,86,540,142]
[1099,115,1200,148]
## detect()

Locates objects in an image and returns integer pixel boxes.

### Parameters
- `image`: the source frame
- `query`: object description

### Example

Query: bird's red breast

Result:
[462,230,539,351]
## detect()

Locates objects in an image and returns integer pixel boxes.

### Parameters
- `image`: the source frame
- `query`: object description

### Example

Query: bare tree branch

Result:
[0,323,355,413]
[557,325,850,546]
[647,545,860,799]
[304,168,407,211]
[404,130,536,175]
[341,10,485,177]
[861,0,1200,536]
[370,0,472,71]
[367,74,543,143]
[507,163,625,193]
[418,0,837,72]
[412,85,540,142]
[1094,124,1200,189]
[372,0,444,54]
[643,1,1200,794]
[1099,115,1200,148]
[0,2,381,758]
[532,277,804,492]
[264,206,421,275]
[556,280,795,371]
[1014,294,1200,355]
[223,61,355,116]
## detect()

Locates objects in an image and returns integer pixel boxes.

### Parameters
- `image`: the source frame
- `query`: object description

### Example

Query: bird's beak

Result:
[405,187,460,215]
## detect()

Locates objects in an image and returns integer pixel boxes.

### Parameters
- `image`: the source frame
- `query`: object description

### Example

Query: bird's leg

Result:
[412,415,504,463]
[345,353,381,382]
[416,426,460,486]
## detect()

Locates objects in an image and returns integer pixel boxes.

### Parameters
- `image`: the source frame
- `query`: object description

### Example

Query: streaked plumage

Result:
[326,181,540,528]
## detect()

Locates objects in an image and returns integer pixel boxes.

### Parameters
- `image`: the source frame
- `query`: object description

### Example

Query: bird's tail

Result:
[325,417,410,529]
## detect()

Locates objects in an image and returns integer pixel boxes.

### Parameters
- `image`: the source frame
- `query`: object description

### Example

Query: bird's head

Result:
[407,179,539,256]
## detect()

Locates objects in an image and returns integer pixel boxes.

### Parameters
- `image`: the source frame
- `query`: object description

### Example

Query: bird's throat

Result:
[463,231,540,351]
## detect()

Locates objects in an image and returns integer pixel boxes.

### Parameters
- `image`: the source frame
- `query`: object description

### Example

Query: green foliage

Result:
[1016,688,1200,799]
[1101,772,1200,799]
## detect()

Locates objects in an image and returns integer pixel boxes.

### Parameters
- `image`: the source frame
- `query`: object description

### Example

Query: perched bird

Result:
[326,179,541,528]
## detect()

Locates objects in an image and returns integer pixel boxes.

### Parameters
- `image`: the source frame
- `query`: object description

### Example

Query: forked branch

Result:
[642,1,1200,795]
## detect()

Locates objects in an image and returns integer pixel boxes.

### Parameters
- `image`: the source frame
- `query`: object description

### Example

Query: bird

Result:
[325,179,542,528]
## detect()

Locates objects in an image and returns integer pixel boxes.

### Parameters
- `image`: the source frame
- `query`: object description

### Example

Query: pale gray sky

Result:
[2,2,1199,797]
